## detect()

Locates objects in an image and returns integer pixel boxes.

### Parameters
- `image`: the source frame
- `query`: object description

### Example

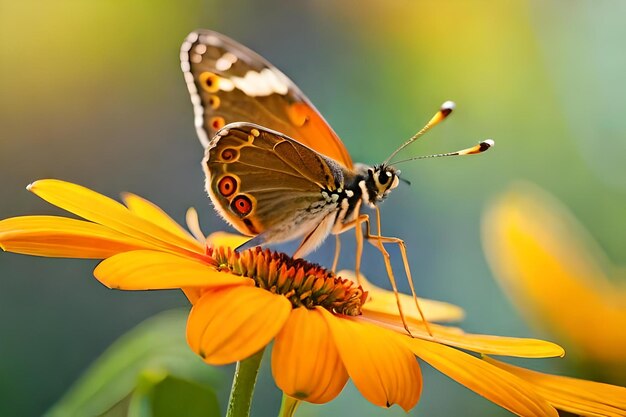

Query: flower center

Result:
[207,246,367,316]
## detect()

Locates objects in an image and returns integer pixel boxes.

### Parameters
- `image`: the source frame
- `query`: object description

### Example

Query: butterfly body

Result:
[202,121,400,256]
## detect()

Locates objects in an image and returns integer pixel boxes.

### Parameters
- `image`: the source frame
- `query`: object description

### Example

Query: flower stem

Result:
[225,348,265,417]
[278,394,301,417]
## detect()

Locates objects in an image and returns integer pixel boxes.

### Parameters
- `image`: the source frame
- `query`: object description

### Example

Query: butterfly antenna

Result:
[384,100,456,165]
[392,139,494,165]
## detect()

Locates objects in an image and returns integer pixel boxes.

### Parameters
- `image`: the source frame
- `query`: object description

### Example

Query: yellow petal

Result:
[272,307,348,404]
[0,216,154,258]
[27,179,202,255]
[485,357,626,417]
[187,285,291,365]
[405,337,558,417]
[482,182,626,362]
[339,270,465,323]
[181,288,203,305]
[206,231,251,250]
[362,310,565,358]
[121,192,196,242]
[185,207,206,242]
[94,250,252,290]
[321,309,422,411]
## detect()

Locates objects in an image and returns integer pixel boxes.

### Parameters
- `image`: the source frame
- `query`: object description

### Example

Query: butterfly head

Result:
[364,164,400,205]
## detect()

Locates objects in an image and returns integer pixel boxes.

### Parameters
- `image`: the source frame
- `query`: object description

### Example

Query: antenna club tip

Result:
[441,100,456,111]
[440,101,456,117]
[477,139,495,153]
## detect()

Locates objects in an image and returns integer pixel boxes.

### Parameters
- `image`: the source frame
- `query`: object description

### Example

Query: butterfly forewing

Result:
[181,29,353,168]
[204,123,347,246]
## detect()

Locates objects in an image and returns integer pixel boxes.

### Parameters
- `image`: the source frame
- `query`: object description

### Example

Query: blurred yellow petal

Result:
[485,357,626,417]
[28,179,202,254]
[185,207,206,242]
[406,338,558,417]
[94,250,252,290]
[0,216,153,258]
[272,307,348,404]
[322,309,422,411]
[362,310,564,358]
[121,192,195,242]
[339,270,465,323]
[482,182,626,362]
[187,285,291,365]
[206,231,251,250]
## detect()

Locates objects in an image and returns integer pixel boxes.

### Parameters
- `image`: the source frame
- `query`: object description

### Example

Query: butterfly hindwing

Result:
[204,123,347,246]
[181,29,353,168]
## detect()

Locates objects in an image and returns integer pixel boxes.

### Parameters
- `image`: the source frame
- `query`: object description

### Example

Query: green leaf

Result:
[128,370,220,417]
[45,309,224,417]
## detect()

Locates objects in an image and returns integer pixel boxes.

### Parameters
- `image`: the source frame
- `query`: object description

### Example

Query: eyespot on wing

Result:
[230,194,254,217]
[218,176,238,197]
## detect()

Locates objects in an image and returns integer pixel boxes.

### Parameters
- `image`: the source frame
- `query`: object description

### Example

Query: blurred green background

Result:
[1,0,625,416]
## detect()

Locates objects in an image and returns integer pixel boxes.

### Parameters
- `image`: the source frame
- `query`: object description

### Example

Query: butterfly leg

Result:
[331,234,341,273]
[336,212,418,337]
[364,207,433,337]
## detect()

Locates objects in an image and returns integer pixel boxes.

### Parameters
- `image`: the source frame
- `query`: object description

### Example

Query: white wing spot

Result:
[219,78,235,91]
[225,69,289,97]
[263,68,289,95]
[215,57,231,71]
[215,52,237,71]
[200,34,221,46]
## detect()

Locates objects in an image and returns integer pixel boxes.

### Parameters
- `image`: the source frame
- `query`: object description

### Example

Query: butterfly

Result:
[181,30,492,331]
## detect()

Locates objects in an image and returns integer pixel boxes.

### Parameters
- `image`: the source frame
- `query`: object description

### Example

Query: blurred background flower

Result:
[1,0,625,416]
[483,182,626,384]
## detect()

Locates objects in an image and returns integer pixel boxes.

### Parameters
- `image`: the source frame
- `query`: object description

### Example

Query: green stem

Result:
[278,394,301,417]
[225,348,265,417]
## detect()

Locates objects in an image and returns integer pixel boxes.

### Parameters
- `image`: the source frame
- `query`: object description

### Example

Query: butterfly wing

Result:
[181,29,353,168]
[204,123,347,252]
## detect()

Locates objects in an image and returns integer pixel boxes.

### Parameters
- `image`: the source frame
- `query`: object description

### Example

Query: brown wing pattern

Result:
[181,29,353,168]
[204,123,345,239]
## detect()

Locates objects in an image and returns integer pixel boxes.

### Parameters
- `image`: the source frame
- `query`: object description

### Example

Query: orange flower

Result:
[483,182,626,367]
[2,179,625,416]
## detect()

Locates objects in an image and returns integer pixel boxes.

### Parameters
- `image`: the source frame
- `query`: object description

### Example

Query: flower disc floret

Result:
[208,246,368,316]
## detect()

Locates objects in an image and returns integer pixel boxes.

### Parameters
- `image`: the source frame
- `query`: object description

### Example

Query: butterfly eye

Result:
[210,116,225,130]
[231,195,253,216]
[218,176,237,197]
[199,71,220,93]
[378,171,390,185]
